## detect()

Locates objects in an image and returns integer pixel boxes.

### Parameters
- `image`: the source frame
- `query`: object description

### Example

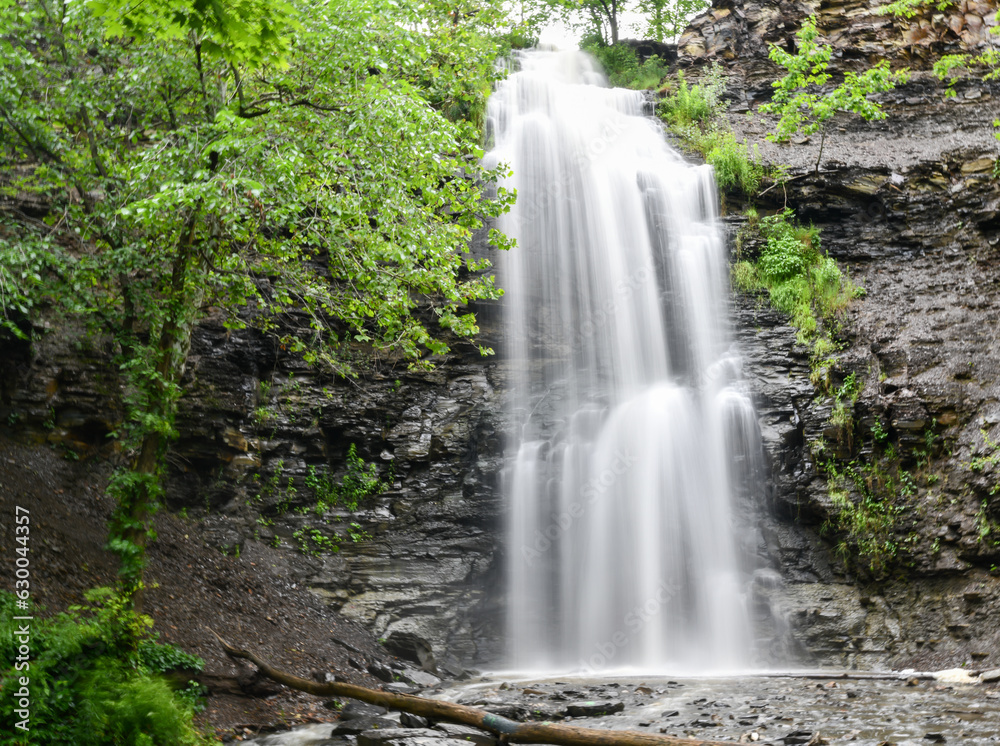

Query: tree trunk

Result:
[113,211,202,611]
[212,631,734,746]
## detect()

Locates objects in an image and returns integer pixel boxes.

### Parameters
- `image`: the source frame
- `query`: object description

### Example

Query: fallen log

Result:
[210,630,733,746]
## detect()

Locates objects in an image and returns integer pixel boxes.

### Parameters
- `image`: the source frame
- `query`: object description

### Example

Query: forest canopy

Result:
[0,0,522,605]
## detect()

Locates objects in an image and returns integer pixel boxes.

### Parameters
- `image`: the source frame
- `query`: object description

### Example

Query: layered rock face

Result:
[4,0,1000,672]
[678,0,997,72]
[696,0,1000,669]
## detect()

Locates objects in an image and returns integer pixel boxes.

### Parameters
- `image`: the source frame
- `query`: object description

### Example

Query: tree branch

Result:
[210,630,733,746]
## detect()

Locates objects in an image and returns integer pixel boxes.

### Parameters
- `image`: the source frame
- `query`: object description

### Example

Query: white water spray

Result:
[486,50,762,673]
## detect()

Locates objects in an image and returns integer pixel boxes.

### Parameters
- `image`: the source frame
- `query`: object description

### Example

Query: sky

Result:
[536,10,650,50]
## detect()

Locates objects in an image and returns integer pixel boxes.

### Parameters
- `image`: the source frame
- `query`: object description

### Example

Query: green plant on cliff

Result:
[306,444,388,513]
[732,209,858,391]
[970,428,1000,496]
[0,0,515,611]
[578,34,671,89]
[657,65,764,195]
[760,16,910,172]
[818,426,914,574]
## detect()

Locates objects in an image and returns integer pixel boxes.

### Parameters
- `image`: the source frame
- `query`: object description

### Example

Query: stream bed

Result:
[233,673,1000,746]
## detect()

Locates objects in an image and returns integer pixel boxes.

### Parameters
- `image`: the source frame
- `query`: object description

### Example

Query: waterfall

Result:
[486,50,763,674]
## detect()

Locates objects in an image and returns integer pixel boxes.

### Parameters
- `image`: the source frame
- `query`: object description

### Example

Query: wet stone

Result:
[400,713,430,729]
[341,702,390,720]
[332,717,402,736]
[432,723,496,746]
[563,701,625,717]
[357,728,441,746]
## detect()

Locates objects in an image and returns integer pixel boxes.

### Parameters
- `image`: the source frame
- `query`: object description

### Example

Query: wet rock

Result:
[399,667,442,688]
[782,731,815,745]
[368,662,395,683]
[341,702,390,720]
[563,702,626,717]
[384,629,438,672]
[400,713,430,728]
[385,682,422,695]
[432,723,497,746]
[332,716,402,736]
[691,719,721,727]
[358,729,468,746]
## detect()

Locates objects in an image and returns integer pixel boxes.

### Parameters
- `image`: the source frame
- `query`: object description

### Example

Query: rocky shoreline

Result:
[233,673,1000,746]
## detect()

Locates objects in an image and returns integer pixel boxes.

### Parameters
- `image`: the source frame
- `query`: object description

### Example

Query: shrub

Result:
[581,37,671,90]
[657,65,763,197]
[657,67,724,127]
[705,132,763,195]
[306,443,388,514]
[732,208,858,391]
[0,589,211,746]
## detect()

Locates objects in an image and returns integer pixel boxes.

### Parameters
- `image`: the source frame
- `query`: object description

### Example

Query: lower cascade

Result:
[486,50,765,673]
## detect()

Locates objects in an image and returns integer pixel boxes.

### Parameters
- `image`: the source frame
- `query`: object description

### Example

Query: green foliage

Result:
[656,65,763,198]
[705,132,764,195]
[0,0,515,595]
[137,640,205,675]
[657,68,725,127]
[639,0,709,42]
[0,221,65,341]
[760,17,909,170]
[970,428,1000,496]
[0,589,210,746]
[348,522,372,542]
[875,0,954,19]
[579,37,670,89]
[293,527,339,556]
[733,209,859,393]
[306,444,388,513]
[818,431,910,574]
[976,499,1000,544]
[830,372,860,429]
[90,0,299,68]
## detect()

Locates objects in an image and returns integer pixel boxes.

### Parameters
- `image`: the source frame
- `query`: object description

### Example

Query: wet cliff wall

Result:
[691,0,1000,669]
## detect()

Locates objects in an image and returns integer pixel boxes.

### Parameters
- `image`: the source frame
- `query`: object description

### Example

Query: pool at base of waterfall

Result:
[231,673,1000,746]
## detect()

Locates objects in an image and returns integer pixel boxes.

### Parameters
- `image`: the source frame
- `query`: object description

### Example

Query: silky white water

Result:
[486,50,762,673]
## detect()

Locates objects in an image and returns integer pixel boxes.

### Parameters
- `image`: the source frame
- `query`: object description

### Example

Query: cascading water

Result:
[486,50,764,674]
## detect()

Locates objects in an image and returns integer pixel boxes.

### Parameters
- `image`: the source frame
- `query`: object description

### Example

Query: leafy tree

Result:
[542,0,629,45]
[0,0,514,606]
[639,0,708,42]
[759,17,909,171]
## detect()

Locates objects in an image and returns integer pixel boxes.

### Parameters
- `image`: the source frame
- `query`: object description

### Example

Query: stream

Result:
[233,673,1000,746]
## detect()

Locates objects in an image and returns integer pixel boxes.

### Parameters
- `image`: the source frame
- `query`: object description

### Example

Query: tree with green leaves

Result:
[0,0,514,609]
[759,16,910,171]
[639,0,707,42]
